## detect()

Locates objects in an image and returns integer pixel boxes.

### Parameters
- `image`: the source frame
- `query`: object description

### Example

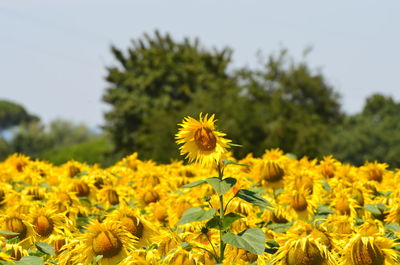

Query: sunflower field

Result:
[1,114,400,265]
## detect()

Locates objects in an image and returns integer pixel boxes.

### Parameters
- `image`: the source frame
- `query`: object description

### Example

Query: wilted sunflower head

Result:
[342,234,399,265]
[273,236,336,265]
[175,113,231,168]
[65,220,137,265]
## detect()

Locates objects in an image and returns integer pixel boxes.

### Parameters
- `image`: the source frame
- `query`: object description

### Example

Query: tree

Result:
[103,30,237,162]
[328,94,400,168]
[236,49,343,158]
[0,99,39,131]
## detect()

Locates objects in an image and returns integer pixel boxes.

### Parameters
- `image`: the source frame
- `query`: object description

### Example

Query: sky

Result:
[1,1,399,128]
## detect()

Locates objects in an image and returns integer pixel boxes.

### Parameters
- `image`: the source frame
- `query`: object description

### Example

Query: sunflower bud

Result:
[68,165,81,178]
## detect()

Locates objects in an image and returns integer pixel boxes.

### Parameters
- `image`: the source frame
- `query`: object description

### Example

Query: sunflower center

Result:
[34,215,53,237]
[352,239,384,265]
[262,161,284,182]
[106,190,119,205]
[4,217,27,239]
[287,241,324,265]
[54,238,66,254]
[291,194,308,212]
[73,181,90,197]
[143,190,160,204]
[92,231,122,258]
[121,216,144,238]
[194,127,217,151]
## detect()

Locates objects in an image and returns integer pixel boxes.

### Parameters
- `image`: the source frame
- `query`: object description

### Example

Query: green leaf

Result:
[15,256,44,265]
[227,143,243,147]
[0,230,20,236]
[181,242,191,249]
[205,177,237,196]
[321,181,332,192]
[316,204,334,215]
[206,216,221,229]
[180,179,207,189]
[222,212,243,229]
[236,189,272,209]
[178,207,216,225]
[222,228,265,255]
[385,223,400,233]
[364,204,381,215]
[354,217,365,226]
[38,182,51,188]
[222,160,250,167]
[266,223,292,233]
[36,242,55,255]
[94,255,103,262]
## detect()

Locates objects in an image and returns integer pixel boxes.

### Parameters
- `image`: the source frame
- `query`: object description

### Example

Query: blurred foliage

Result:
[103,31,342,162]
[2,32,400,167]
[0,99,39,130]
[103,30,237,162]
[0,118,113,166]
[328,94,400,168]
[41,135,114,166]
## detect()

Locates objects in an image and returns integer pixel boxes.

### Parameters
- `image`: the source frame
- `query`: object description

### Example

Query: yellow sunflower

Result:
[61,220,137,265]
[175,113,231,168]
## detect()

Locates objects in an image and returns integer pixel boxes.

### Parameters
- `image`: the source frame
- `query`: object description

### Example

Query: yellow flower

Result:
[176,113,231,168]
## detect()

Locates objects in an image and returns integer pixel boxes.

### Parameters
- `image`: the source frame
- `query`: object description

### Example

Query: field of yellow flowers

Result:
[1,114,400,264]
[1,151,400,265]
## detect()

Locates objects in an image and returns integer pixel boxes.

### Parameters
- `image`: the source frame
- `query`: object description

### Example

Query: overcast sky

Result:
[1,1,399,128]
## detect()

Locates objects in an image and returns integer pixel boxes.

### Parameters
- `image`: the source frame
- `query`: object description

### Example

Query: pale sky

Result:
[1,1,399,128]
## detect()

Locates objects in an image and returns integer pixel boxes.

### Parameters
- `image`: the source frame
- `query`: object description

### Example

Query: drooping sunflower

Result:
[61,220,137,265]
[176,113,231,168]
[341,234,399,265]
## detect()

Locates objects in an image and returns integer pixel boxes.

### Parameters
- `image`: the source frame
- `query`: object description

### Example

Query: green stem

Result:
[191,246,219,263]
[217,163,226,263]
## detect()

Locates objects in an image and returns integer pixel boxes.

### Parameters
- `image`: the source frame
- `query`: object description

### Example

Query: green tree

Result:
[328,94,400,168]
[103,30,237,162]
[0,99,39,131]
[236,50,343,158]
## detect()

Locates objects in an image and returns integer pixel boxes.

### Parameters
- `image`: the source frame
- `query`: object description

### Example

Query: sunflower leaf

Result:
[227,143,243,147]
[0,230,20,236]
[15,256,44,265]
[236,189,273,209]
[180,179,207,189]
[221,228,265,255]
[222,212,243,229]
[36,242,55,256]
[364,204,382,215]
[385,223,400,233]
[205,177,237,196]
[94,255,103,262]
[266,222,292,233]
[222,160,250,167]
[178,207,216,225]
[206,216,221,229]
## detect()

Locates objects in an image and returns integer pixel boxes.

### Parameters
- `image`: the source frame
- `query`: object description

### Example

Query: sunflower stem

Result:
[217,163,226,263]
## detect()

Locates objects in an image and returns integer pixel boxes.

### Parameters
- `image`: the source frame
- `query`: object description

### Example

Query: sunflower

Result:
[61,220,137,265]
[175,113,231,168]
[272,235,337,265]
[341,234,399,265]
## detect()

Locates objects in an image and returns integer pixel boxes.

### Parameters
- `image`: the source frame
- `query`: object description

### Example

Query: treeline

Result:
[2,31,400,168]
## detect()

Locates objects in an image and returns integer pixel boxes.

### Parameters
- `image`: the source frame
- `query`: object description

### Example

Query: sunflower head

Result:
[176,113,231,168]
